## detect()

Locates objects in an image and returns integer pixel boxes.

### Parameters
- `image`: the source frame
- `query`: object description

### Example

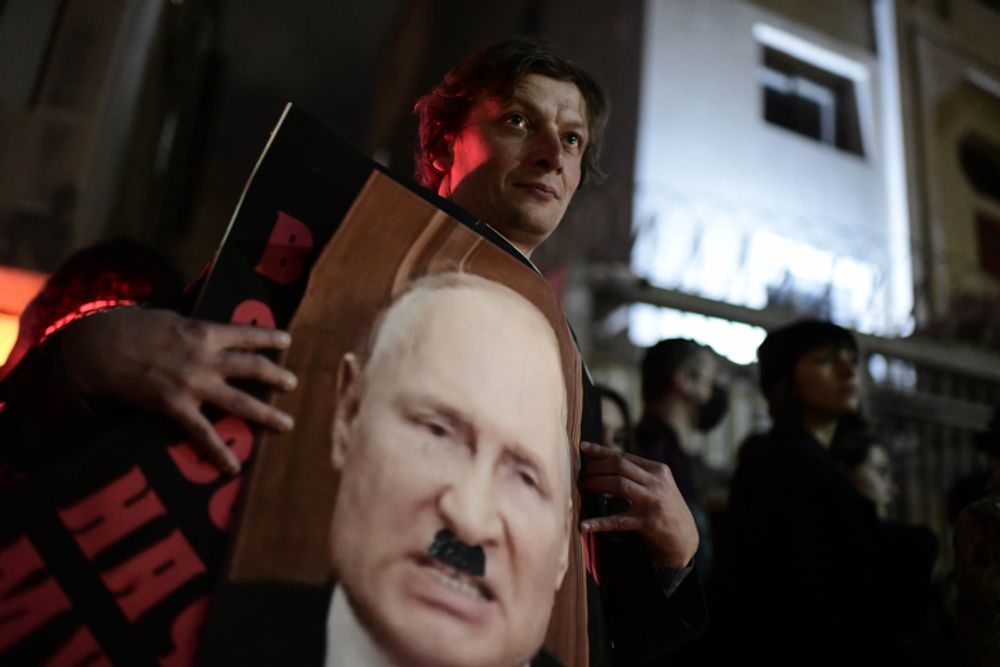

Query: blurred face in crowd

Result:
[329,277,572,667]
[793,345,859,423]
[685,349,719,406]
[601,396,627,453]
[436,73,589,257]
[850,444,898,518]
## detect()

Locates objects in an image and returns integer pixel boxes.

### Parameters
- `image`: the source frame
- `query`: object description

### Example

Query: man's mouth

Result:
[516,182,558,200]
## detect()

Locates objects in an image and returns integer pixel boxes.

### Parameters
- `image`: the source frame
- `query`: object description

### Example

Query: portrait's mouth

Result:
[416,554,496,602]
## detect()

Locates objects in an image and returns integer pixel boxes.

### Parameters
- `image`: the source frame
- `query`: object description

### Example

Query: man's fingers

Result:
[580,514,641,534]
[578,473,648,502]
[204,382,294,433]
[170,406,241,475]
[217,350,298,390]
[581,440,662,474]
[214,324,292,351]
[580,441,617,459]
[580,452,650,486]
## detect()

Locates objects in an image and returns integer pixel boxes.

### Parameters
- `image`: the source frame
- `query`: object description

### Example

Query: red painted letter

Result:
[208,477,243,532]
[253,211,313,285]
[44,626,111,667]
[230,299,276,329]
[158,595,209,667]
[0,536,72,651]
[167,417,253,485]
[101,530,206,622]
[58,468,167,559]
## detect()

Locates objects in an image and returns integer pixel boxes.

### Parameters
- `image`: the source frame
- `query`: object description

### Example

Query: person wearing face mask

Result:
[635,339,728,579]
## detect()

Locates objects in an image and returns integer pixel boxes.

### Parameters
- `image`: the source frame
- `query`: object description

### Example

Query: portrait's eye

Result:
[564,132,581,148]
[425,421,450,438]
[517,468,540,492]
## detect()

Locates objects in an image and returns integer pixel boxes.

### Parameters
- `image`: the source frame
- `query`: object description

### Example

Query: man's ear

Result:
[430,135,454,174]
[331,353,362,470]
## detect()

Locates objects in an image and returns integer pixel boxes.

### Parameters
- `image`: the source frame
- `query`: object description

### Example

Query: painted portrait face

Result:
[437,74,589,257]
[329,275,572,667]
[793,345,860,420]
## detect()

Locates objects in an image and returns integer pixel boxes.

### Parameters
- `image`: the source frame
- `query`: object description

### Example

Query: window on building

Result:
[959,132,1000,205]
[760,46,865,156]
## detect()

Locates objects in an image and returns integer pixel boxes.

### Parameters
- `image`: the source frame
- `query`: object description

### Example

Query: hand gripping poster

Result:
[0,104,587,667]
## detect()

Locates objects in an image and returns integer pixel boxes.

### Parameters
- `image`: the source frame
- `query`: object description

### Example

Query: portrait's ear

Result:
[331,353,362,470]
[554,496,573,590]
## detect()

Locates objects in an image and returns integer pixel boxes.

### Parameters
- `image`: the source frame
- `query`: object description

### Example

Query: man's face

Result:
[330,284,571,667]
[436,73,589,257]
[793,345,860,420]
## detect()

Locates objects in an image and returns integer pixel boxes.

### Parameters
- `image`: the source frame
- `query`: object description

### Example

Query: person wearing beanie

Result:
[720,319,913,667]
[956,403,1000,667]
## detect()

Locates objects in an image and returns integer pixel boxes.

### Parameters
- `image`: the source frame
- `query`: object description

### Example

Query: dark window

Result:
[959,133,1000,205]
[760,46,865,157]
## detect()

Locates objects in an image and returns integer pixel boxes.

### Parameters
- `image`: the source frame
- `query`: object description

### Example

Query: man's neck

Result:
[325,589,395,667]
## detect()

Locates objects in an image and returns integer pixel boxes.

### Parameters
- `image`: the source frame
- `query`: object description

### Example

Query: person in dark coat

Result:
[1,39,704,667]
[723,320,916,667]
[635,338,727,578]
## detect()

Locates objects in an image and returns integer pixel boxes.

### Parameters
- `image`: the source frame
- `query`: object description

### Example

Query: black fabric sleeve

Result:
[598,533,707,665]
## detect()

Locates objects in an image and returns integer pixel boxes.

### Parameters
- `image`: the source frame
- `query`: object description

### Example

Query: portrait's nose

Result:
[436,464,502,548]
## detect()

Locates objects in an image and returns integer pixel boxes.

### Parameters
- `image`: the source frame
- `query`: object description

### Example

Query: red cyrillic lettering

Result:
[0,537,72,652]
[208,477,242,532]
[58,468,167,559]
[230,299,276,329]
[167,417,253,485]
[158,595,209,667]
[253,211,313,284]
[44,626,111,667]
[101,530,205,622]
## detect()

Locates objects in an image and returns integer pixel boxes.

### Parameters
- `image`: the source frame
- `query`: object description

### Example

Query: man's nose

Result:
[436,466,502,548]
[531,126,564,172]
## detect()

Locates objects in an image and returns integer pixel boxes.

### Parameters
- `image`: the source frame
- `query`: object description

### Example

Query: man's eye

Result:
[565,132,581,147]
[506,113,528,129]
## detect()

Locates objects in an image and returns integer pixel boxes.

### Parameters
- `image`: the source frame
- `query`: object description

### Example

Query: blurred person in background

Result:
[596,384,633,454]
[635,338,727,578]
[723,319,929,667]
[956,402,1000,667]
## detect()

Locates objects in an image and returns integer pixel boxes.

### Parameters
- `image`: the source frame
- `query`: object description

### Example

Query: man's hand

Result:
[578,441,698,568]
[59,308,298,474]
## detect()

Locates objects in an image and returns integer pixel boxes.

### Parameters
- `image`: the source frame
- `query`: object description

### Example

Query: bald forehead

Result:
[362,274,572,483]
[367,276,559,372]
